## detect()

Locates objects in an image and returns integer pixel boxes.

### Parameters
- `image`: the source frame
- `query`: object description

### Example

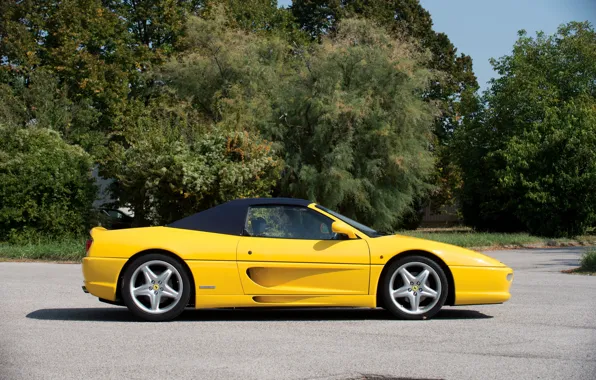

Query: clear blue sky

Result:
[278,0,596,91]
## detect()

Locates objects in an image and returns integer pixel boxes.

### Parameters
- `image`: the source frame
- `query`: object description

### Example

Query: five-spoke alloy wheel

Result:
[382,255,448,320]
[121,253,191,321]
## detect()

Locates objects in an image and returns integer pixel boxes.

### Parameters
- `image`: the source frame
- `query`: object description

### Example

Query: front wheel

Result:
[382,255,448,320]
[121,253,191,321]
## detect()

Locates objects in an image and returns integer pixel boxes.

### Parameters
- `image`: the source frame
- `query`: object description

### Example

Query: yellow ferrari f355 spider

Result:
[82,198,513,321]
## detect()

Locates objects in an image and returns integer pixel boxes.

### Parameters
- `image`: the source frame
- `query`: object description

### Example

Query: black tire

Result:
[121,253,192,322]
[381,255,448,320]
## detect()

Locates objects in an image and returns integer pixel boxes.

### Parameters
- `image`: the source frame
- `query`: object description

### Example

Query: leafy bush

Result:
[101,99,282,226]
[0,125,96,241]
[580,249,596,272]
[456,22,596,237]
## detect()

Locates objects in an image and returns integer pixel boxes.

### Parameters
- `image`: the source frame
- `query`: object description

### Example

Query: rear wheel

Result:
[121,253,191,321]
[382,255,448,320]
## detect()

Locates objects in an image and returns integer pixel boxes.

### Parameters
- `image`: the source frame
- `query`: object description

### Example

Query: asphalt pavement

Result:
[1,247,595,380]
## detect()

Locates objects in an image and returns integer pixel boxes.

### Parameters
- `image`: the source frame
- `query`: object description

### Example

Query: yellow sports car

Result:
[82,198,513,321]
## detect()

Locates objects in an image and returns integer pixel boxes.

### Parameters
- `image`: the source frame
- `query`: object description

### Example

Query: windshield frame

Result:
[315,204,382,238]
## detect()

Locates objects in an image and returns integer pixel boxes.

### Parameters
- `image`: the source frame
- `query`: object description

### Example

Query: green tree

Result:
[291,0,479,136]
[101,0,204,61]
[103,1,200,46]
[0,71,103,152]
[0,0,138,148]
[161,14,287,127]
[195,0,309,46]
[277,19,437,231]
[456,22,596,237]
[291,0,479,218]
[0,125,97,241]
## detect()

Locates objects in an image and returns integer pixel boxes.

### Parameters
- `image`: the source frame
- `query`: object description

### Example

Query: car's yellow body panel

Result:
[366,234,505,267]
[88,226,238,261]
[449,266,512,304]
[83,203,513,309]
[236,262,370,295]
[188,261,244,295]
[236,236,370,296]
[82,257,126,301]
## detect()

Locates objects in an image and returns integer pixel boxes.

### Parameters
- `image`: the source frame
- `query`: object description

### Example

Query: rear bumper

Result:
[451,266,514,305]
[82,257,127,302]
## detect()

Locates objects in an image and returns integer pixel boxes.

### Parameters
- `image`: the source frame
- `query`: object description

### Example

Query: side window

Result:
[245,205,335,240]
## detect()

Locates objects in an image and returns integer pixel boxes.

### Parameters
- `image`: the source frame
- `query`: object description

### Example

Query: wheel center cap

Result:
[412,285,419,292]
[153,284,160,291]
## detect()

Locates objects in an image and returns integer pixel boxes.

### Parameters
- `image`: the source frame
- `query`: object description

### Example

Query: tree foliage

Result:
[291,0,479,137]
[456,22,596,237]
[0,0,139,154]
[0,125,96,241]
[0,70,103,152]
[161,14,286,127]
[101,15,285,225]
[291,0,479,215]
[102,100,282,226]
[277,19,437,231]
[160,15,438,230]
[102,0,203,55]
[215,0,306,42]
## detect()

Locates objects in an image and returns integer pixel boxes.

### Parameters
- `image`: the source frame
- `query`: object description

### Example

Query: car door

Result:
[236,205,370,295]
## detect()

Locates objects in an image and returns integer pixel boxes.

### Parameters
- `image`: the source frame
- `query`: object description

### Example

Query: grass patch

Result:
[579,248,596,272]
[397,230,596,250]
[562,248,596,276]
[0,236,86,262]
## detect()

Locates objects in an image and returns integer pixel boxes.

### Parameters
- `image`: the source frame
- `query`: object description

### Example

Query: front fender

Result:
[367,234,506,267]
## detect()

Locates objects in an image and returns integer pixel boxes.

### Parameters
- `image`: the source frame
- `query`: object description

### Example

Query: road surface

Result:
[1,247,595,380]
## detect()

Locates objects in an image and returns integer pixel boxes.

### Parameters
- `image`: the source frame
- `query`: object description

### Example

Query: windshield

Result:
[315,205,384,237]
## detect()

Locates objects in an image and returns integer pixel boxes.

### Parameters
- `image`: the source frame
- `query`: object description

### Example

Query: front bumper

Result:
[82,257,127,301]
[451,266,514,305]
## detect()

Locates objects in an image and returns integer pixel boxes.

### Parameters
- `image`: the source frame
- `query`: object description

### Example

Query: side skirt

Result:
[194,295,376,309]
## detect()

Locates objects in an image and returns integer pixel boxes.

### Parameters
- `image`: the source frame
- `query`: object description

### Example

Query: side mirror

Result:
[331,221,357,239]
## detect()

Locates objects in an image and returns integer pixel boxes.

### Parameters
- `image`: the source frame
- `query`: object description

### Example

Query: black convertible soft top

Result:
[167,198,312,235]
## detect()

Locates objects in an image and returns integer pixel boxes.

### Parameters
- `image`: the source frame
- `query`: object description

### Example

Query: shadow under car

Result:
[26,306,492,322]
